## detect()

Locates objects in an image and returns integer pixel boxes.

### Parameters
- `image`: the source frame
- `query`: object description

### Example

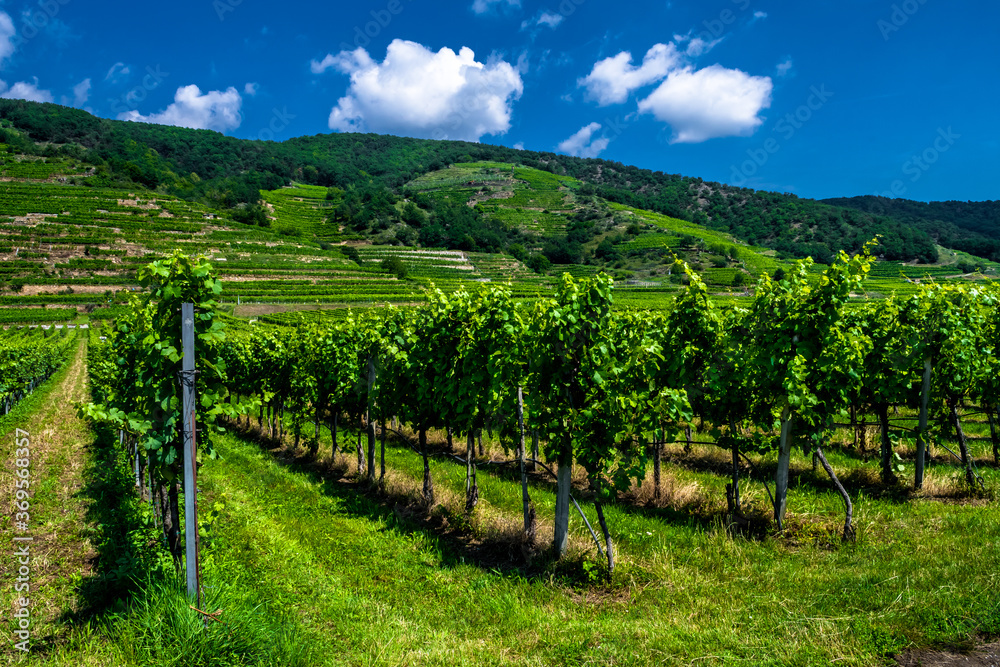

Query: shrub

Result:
[595,239,620,262]
[342,246,362,266]
[380,256,408,280]
[507,243,528,262]
[526,253,551,274]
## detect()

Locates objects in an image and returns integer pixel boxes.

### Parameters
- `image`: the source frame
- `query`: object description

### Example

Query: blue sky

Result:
[3,0,996,202]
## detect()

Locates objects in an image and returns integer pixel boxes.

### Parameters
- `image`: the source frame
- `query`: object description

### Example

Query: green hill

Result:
[0,100,996,316]
[823,195,1000,262]
[0,100,965,261]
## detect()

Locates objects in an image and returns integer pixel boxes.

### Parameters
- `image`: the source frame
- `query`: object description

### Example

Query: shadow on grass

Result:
[222,418,654,588]
[222,416,995,591]
[26,424,168,660]
[658,444,991,505]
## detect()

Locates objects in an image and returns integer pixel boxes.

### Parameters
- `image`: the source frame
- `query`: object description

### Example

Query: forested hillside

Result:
[0,99,968,265]
[825,195,1000,262]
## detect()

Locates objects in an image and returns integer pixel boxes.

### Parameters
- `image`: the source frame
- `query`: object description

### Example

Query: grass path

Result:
[0,336,98,661]
[193,426,1000,666]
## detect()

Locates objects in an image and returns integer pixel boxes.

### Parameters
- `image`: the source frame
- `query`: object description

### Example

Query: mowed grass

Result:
[11,357,1000,666]
[177,417,1000,666]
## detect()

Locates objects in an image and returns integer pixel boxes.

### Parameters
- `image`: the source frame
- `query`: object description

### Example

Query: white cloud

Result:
[776,58,793,77]
[310,53,339,74]
[322,39,523,142]
[578,43,681,106]
[118,85,243,133]
[523,11,564,30]
[0,12,16,66]
[515,50,530,74]
[513,141,525,150]
[537,11,564,28]
[0,77,54,103]
[72,78,91,106]
[578,35,772,143]
[557,122,610,158]
[244,82,259,96]
[105,62,130,83]
[678,34,723,57]
[754,11,768,19]
[637,65,772,143]
[472,0,520,14]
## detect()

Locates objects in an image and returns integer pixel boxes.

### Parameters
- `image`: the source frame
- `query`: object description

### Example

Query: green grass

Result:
[72,409,993,666]
[15,362,1000,666]
[94,576,316,667]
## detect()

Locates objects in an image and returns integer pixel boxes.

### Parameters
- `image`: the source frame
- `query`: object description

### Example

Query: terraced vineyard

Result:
[0,153,994,322]
[0,159,565,311]
[407,161,581,234]
[0,150,92,180]
[0,307,77,324]
[260,183,338,240]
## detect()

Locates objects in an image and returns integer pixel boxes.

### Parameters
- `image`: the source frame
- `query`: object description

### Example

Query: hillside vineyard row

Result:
[85,246,1000,571]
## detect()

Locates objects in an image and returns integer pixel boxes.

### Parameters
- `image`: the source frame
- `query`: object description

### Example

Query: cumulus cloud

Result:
[557,122,609,158]
[0,77,54,103]
[320,39,523,142]
[72,78,91,106]
[0,12,16,66]
[105,62,130,83]
[578,36,772,143]
[472,0,520,14]
[637,65,772,143]
[578,43,681,106]
[118,85,243,132]
[244,82,259,96]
